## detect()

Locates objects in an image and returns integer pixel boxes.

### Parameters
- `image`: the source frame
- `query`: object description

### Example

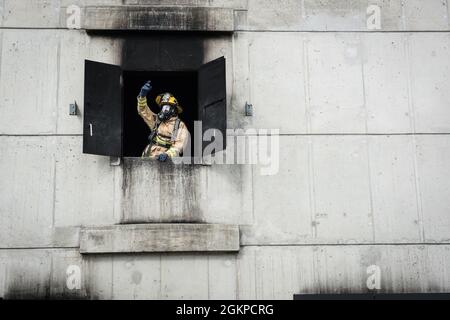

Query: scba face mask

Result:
[158,104,175,121]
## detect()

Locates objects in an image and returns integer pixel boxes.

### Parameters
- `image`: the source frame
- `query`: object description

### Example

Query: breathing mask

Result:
[158,104,175,122]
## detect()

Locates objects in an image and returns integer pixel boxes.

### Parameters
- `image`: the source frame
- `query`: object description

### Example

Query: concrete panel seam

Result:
[241,242,450,247]
[51,38,61,228]
[359,35,376,242]
[250,162,255,224]
[159,256,162,299]
[227,133,450,136]
[302,36,312,134]
[0,247,79,251]
[404,34,417,134]
[300,0,306,20]
[0,29,450,33]
[307,137,316,238]
[55,35,61,134]
[404,33,425,241]
[248,35,255,225]
[5,133,450,137]
[302,37,317,238]
[400,0,407,30]
[0,0,3,28]
[448,0,450,29]
[0,27,69,30]
[48,252,54,298]
[0,134,83,136]
[51,147,57,228]
[206,256,210,299]
[0,28,2,87]
[110,255,115,299]
[364,139,376,242]
[232,30,450,33]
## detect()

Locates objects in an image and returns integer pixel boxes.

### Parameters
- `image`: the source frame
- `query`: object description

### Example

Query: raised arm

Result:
[137,81,156,129]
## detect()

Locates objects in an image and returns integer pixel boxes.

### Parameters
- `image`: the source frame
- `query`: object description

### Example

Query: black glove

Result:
[139,81,152,97]
[157,153,168,162]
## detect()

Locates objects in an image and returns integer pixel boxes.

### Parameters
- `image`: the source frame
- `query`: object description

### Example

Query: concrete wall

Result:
[1,0,450,299]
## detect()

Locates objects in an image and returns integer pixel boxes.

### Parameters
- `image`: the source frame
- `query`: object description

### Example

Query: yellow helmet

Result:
[155,92,183,114]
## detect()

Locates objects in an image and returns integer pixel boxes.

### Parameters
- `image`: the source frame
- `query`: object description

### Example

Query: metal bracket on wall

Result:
[245,102,253,116]
[69,102,78,116]
[110,157,121,166]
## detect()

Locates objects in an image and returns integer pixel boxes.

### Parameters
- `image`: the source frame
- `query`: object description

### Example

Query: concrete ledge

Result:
[80,224,240,253]
[83,6,235,32]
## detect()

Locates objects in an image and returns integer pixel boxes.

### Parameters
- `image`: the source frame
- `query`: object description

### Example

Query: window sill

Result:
[112,157,214,166]
[80,223,240,254]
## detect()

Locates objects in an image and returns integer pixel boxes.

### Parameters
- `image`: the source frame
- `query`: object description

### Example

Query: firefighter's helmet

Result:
[155,92,183,114]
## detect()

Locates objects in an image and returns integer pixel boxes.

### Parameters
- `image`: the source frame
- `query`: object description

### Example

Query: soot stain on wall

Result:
[158,163,202,222]
[120,32,205,71]
[88,27,233,223]
[5,273,89,300]
[119,32,206,223]
[121,158,203,223]
[128,7,220,32]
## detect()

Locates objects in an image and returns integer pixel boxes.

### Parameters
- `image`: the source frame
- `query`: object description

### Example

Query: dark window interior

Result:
[123,71,198,157]
[83,57,225,158]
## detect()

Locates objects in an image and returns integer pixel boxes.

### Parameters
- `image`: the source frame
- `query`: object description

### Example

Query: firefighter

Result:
[137,81,189,161]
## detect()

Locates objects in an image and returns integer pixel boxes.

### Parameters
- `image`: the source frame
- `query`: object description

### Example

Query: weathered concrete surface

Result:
[409,33,450,133]
[2,245,450,299]
[0,2,3,28]
[307,33,366,133]
[237,0,450,31]
[57,31,87,135]
[122,160,202,223]
[0,30,59,134]
[361,33,411,133]
[0,249,86,299]
[402,0,450,30]
[54,136,118,227]
[0,29,124,135]
[1,1,450,31]
[238,245,450,299]
[57,31,124,133]
[80,224,240,253]
[249,136,312,244]
[309,135,373,242]
[1,0,450,299]
[2,133,450,248]
[241,134,450,245]
[121,158,252,224]
[83,6,234,31]
[231,32,450,134]
[0,29,228,135]
[2,0,62,28]
[2,30,449,135]
[0,136,56,247]
[245,32,308,133]
[416,135,450,242]
[82,251,237,299]
[0,136,118,248]
[123,0,247,8]
[368,135,421,242]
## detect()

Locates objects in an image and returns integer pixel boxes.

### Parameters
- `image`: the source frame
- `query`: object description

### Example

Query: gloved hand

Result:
[139,81,152,97]
[157,153,168,162]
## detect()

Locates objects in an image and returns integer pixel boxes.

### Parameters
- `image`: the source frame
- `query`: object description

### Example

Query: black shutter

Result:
[198,56,227,155]
[83,60,123,156]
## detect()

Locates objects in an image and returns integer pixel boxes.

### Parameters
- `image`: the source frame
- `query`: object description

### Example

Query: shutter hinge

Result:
[245,102,253,116]
[110,156,121,166]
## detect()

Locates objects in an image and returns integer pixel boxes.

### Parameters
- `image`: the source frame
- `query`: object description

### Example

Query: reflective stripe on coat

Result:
[137,96,189,158]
